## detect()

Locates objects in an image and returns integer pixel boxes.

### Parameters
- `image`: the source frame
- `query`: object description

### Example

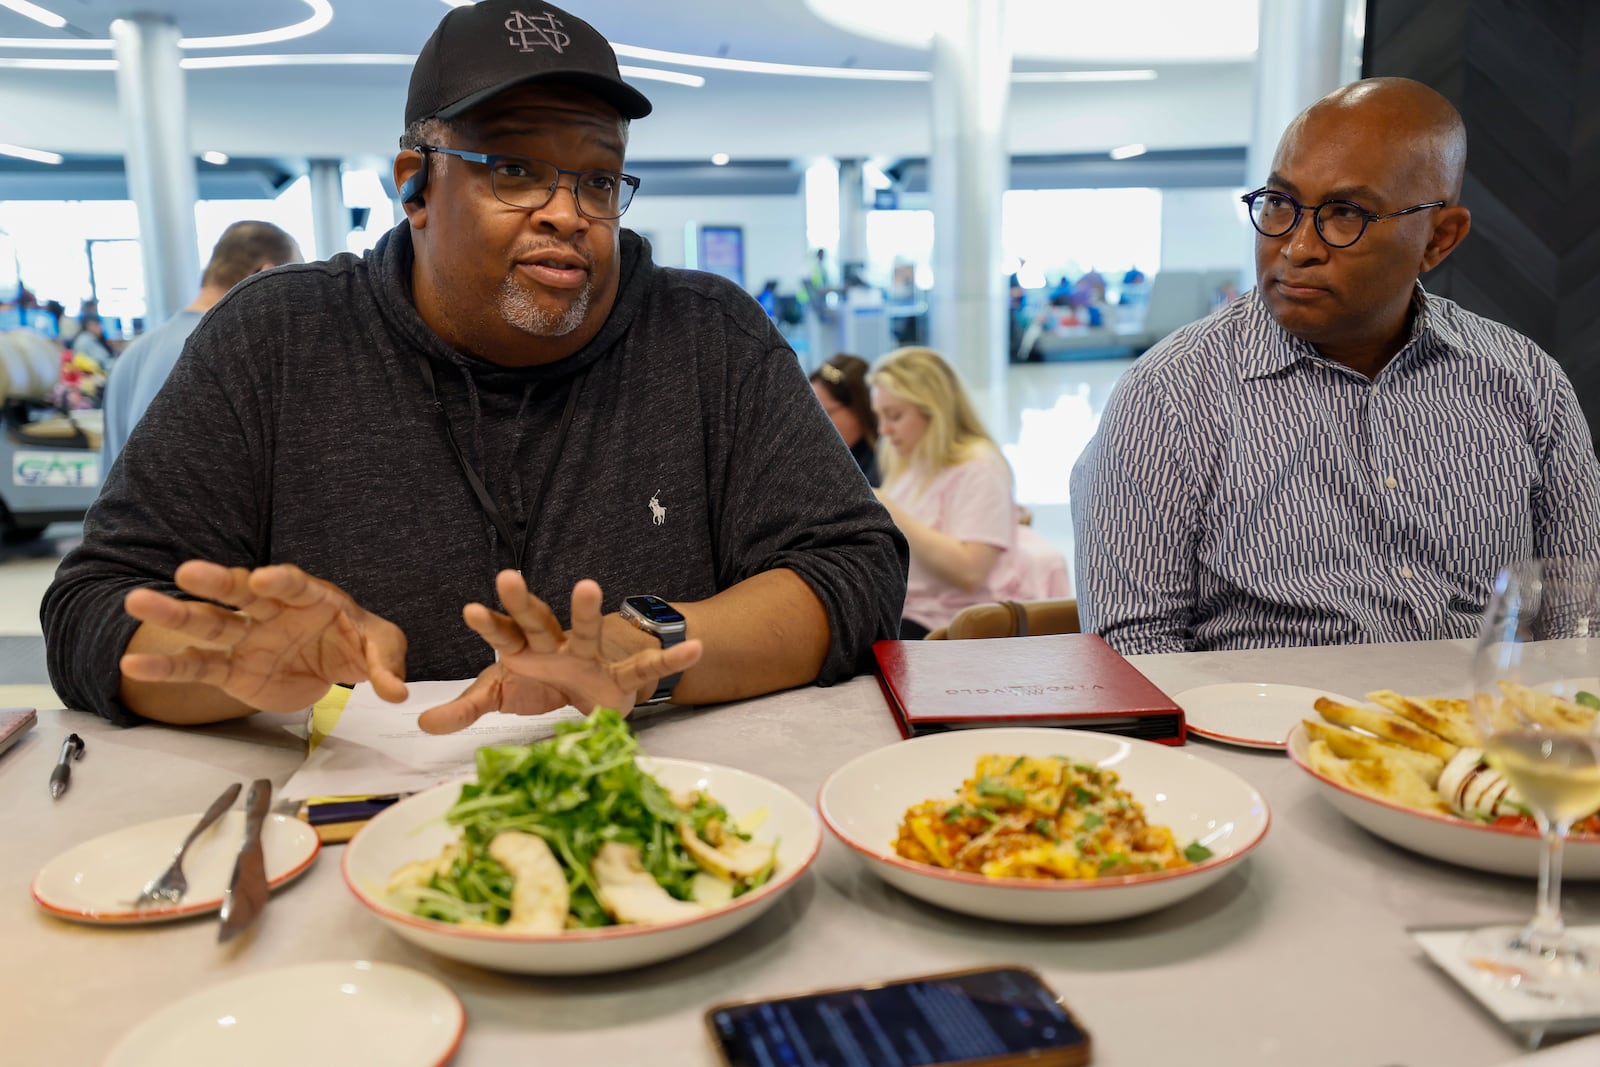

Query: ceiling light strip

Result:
[179,53,416,69]
[0,0,331,50]
[0,141,63,163]
[0,0,65,30]
[179,0,332,49]
[612,43,928,81]
[175,53,704,87]
[1013,70,1157,82]
[0,56,114,69]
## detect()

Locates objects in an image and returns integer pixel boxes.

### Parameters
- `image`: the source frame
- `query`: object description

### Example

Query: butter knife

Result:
[218,777,272,944]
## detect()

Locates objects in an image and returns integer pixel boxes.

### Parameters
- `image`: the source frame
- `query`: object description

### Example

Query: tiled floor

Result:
[0,355,1134,641]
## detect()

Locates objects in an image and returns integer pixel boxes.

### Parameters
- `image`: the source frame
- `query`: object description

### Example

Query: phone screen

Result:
[707,966,1087,1067]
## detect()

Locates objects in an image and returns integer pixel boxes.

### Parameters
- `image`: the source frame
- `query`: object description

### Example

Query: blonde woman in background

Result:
[869,346,1067,639]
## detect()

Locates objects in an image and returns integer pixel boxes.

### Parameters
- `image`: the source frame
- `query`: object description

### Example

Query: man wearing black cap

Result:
[43,1,908,732]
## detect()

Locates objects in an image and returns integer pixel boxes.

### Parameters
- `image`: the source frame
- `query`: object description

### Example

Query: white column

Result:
[1243,0,1352,283]
[929,0,1010,424]
[309,159,348,262]
[837,158,867,283]
[111,15,199,324]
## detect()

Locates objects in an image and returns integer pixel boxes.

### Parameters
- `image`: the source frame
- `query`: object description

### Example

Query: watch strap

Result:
[643,626,683,705]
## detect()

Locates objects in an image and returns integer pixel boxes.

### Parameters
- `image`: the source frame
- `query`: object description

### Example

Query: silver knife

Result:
[218,777,272,944]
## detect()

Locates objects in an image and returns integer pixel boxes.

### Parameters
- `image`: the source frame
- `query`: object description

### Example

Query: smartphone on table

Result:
[704,964,1090,1067]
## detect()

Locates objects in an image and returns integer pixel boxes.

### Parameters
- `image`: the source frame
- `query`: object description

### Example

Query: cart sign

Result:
[13,451,100,488]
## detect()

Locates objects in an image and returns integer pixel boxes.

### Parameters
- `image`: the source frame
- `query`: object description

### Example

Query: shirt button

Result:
[1399,566,1414,579]
[1384,475,1399,489]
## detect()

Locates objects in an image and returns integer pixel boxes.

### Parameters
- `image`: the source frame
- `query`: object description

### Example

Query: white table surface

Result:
[7,638,1598,1066]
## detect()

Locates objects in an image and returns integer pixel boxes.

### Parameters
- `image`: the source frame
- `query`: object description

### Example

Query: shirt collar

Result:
[1240,282,1441,381]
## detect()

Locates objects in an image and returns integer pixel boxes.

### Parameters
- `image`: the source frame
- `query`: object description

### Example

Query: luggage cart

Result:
[0,330,100,543]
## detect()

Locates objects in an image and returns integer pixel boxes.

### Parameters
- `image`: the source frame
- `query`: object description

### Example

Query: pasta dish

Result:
[893,754,1210,880]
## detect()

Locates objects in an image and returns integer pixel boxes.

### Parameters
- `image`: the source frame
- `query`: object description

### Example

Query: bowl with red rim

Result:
[342,758,822,974]
[1286,722,1600,878]
[818,728,1271,924]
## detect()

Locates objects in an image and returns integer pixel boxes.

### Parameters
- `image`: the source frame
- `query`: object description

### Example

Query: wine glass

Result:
[1466,557,1600,994]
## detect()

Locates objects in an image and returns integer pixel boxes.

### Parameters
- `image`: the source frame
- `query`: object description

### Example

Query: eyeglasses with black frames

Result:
[417,146,641,219]
[1240,187,1445,249]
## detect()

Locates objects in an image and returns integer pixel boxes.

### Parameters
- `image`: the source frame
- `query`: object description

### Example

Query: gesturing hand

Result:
[122,561,409,713]
[417,574,703,735]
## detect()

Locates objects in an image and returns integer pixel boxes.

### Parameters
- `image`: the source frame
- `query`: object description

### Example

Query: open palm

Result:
[122,561,409,712]
[417,574,701,734]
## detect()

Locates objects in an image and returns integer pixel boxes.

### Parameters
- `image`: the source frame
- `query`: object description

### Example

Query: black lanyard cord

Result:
[416,353,585,574]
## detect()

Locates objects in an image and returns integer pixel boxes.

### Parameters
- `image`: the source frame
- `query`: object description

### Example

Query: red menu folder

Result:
[872,634,1187,745]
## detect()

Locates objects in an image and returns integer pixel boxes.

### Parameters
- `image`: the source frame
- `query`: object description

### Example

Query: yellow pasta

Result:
[893,754,1205,880]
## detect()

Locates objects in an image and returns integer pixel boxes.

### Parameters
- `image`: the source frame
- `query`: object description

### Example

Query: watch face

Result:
[625,595,685,626]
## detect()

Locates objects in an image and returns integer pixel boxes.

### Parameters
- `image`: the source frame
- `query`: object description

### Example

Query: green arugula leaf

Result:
[1183,842,1214,863]
[408,709,769,929]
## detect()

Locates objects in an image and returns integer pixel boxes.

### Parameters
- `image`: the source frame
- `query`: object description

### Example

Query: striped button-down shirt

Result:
[1070,287,1600,655]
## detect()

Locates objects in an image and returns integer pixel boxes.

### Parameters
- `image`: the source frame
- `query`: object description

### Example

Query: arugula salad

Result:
[387,709,777,931]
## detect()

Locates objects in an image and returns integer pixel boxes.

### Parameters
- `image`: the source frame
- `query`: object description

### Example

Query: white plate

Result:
[32,811,320,924]
[818,728,1271,924]
[104,960,463,1067]
[1175,682,1359,750]
[343,757,822,975]
[1286,722,1600,878]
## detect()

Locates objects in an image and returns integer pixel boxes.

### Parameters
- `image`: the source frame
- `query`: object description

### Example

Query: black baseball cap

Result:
[406,1,653,127]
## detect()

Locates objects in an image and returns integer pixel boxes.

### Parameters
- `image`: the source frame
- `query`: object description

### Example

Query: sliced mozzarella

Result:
[1436,747,1520,818]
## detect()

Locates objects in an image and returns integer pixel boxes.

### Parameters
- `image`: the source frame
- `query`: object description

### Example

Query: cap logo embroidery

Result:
[505,10,571,53]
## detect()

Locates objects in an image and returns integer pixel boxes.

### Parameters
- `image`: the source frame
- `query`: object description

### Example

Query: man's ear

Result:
[394,149,429,225]
[1420,205,1471,273]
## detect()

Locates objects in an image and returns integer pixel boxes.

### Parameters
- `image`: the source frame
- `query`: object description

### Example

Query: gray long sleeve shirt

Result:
[44,224,907,725]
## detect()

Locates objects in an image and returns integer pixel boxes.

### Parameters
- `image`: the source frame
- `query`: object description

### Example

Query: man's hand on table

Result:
[417,573,703,735]
[122,561,409,713]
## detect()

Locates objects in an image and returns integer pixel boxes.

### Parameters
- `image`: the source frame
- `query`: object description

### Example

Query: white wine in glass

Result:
[1467,557,1600,993]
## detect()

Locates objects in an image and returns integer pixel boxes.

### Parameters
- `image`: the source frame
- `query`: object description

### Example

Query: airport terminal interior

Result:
[0,0,1367,666]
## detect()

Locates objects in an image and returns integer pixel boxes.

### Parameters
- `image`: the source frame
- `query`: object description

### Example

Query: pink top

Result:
[886,449,1021,629]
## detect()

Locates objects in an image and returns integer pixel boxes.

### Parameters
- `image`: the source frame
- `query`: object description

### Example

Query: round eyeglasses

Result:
[1240,187,1445,248]
[417,145,641,219]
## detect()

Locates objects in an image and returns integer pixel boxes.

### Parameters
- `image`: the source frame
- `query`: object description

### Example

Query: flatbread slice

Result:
[1341,754,1452,815]
[1365,690,1481,749]
[1313,697,1458,762]
[1304,739,1450,815]
[1302,719,1446,787]
[1498,681,1599,732]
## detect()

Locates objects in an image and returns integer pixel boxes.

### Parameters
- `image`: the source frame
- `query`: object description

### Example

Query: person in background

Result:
[1071,77,1600,655]
[756,279,779,318]
[870,346,1064,639]
[41,300,67,339]
[100,221,302,472]
[70,315,113,371]
[809,353,879,486]
[44,0,905,733]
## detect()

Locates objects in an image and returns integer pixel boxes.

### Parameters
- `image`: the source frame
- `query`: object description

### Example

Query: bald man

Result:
[1071,77,1600,654]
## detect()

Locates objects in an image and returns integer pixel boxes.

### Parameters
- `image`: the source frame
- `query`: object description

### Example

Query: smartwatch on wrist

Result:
[619,594,687,704]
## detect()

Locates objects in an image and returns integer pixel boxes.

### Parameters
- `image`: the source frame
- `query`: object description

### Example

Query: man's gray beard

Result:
[497,275,591,337]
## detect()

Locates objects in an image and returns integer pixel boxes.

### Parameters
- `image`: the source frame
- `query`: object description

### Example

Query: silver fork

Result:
[131,782,242,908]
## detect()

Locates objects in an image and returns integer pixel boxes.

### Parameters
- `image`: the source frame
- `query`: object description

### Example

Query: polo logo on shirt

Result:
[505,10,570,53]
[648,490,666,526]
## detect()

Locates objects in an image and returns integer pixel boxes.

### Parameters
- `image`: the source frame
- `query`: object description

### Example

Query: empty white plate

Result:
[1175,682,1358,750]
[104,960,464,1066]
[32,811,319,924]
